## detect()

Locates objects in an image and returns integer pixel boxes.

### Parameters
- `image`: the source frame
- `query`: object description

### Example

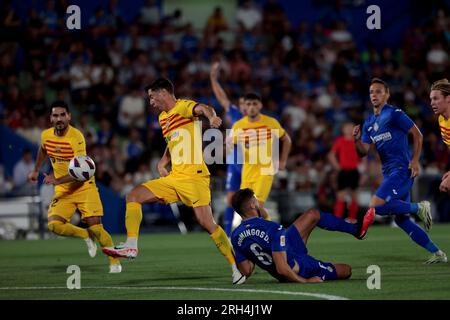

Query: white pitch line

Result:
[0,286,349,300]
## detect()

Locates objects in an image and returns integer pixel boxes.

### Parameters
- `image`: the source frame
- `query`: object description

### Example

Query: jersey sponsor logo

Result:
[371,132,392,143]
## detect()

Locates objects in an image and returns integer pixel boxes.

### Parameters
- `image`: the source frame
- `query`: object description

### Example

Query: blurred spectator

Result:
[206,6,228,34]
[140,0,161,26]
[117,83,146,131]
[236,0,262,32]
[13,149,35,195]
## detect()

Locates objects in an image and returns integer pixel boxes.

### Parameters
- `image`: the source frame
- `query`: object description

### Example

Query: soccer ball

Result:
[68,155,96,182]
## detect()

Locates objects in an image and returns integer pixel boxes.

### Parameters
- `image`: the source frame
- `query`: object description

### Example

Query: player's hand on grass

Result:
[306,276,323,283]
[28,171,39,183]
[209,116,222,128]
[408,160,420,178]
[352,125,361,140]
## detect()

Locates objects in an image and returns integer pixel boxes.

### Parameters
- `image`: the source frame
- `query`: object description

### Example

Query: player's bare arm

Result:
[209,62,231,111]
[408,124,423,178]
[328,150,341,171]
[279,132,292,170]
[157,146,171,177]
[44,173,78,185]
[27,146,47,183]
[352,125,370,157]
[193,103,222,128]
[237,259,255,278]
[272,251,322,283]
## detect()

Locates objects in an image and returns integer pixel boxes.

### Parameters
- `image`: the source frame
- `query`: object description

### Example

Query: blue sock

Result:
[394,215,439,253]
[375,200,418,216]
[317,211,358,236]
[224,207,235,237]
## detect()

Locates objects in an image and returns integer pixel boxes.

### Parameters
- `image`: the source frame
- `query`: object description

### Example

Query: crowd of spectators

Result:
[0,0,449,218]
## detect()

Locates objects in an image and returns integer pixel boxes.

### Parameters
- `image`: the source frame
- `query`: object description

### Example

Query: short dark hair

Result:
[50,100,70,113]
[231,188,255,215]
[243,92,262,102]
[370,78,389,93]
[145,78,174,95]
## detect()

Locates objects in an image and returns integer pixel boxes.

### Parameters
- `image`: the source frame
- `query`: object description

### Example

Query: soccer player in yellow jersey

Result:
[231,93,292,214]
[27,101,122,273]
[430,79,450,193]
[102,78,246,284]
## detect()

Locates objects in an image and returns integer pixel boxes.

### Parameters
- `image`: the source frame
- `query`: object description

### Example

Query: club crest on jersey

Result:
[373,122,379,132]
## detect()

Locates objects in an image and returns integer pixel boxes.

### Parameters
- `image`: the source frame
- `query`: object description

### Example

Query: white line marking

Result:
[0,286,349,300]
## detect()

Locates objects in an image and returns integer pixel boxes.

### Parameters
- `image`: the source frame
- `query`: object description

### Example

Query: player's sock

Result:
[88,224,121,265]
[375,200,418,216]
[334,199,345,218]
[224,207,234,237]
[210,225,236,265]
[48,220,89,239]
[125,202,142,241]
[394,215,439,253]
[317,211,358,235]
[348,200,358,220]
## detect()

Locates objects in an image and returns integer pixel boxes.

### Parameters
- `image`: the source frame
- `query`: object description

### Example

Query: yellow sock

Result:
[48,220,89,239]
[126,202,142,238]
[210,226,236,265]
[88,224,120,265]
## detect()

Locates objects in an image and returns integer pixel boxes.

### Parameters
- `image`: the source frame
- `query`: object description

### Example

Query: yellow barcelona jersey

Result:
[41,125,95,194]
[232,114,285,181]
[159,99,210,177]
[438,115,450,148]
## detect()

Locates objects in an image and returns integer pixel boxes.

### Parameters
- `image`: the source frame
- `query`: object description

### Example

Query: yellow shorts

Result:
[48,187,103,222]
[142,174,211,207]
[241,175,274,203]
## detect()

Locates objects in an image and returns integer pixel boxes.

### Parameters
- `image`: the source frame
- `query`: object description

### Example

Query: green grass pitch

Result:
[0,224,449,300]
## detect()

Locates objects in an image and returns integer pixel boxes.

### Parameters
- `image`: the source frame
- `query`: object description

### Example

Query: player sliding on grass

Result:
[230,188,374,283]
[28,101,122,273]
[353,78,447,264]
[102,78,246,284]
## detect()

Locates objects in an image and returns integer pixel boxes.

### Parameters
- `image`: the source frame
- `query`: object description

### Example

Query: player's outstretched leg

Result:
[103,185,158,259]
[194,205,246,285]
[374,199,432,231]
[48,216,98,257]
[394,215,447,264]
[86,217,122,273]
[316,208,375,240]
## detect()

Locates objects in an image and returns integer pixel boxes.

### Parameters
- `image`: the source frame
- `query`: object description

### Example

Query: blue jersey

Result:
[231,217,339,281]
[231,217,286,280]
[226,103,243,165]
[361,104,415,176]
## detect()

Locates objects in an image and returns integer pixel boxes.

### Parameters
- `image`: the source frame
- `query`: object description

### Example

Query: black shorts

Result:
[337,169,359,190]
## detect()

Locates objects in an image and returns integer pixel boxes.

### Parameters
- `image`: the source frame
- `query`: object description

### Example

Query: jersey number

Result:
[250,243,273,266]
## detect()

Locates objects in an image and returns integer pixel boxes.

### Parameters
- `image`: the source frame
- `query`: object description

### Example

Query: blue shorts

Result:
[285,226,338,281]
[225,164,242,192]
[376,169,413,202]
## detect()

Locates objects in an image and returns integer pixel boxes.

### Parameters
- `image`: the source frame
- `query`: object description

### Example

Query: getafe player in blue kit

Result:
[210,62,246,236]
[230,188,374,283]
[353,78,447,264]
